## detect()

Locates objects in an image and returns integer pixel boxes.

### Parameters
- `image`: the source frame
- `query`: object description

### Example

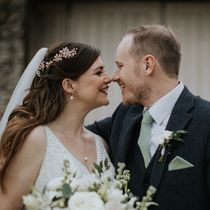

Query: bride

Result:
[0,42,114,210]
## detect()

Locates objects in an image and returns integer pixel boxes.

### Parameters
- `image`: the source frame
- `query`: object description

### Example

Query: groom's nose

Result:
[111,71,120,82]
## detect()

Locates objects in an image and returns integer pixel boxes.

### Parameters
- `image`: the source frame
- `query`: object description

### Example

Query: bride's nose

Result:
[103,73,111,84]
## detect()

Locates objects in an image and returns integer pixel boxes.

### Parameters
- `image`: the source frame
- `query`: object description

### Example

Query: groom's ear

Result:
[62,78,75,94]
[143,54,156,75]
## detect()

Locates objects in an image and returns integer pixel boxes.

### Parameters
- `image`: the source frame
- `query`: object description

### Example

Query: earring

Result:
[70,94,74,100]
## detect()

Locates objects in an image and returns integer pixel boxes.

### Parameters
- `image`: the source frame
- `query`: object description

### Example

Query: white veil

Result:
[0,48,48,139]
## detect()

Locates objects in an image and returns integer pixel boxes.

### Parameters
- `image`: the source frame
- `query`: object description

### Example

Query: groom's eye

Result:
[117,64,123,70]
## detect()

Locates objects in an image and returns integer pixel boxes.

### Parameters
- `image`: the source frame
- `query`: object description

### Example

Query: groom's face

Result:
[114,35,149,105]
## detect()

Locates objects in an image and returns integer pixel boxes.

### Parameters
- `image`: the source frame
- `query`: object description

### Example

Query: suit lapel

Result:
[166,87,194,132]
[148,87,195,190]
[115,105,143,164]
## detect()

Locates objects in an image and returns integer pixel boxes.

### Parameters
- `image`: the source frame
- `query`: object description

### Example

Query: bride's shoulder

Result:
[2,125,48,196]
[16,125,48,167]
[24,125,47,150]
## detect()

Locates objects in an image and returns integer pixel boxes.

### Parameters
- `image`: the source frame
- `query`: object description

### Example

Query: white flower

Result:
[53,208,69,210]
[69,177,80,190]
[71,174,98,191]
[163,130,173,140]
[46,176,64,190]
[155,130,172,145]
[23,193,50,210]
[68,191,105,210]
[23,159,157,210]
[45,177,64,200]
[155,134,165,145]
[106,187,125,203]
[105,200,125,210]
[97,177,110,200]
[157,130,186,162]
[46,193,63,205]
[23,195,40,210]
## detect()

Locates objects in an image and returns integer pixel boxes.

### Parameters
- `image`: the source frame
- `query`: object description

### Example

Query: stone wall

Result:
[0,0,26,118]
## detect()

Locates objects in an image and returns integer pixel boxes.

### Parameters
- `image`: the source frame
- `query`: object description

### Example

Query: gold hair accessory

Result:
[36,47,78,77]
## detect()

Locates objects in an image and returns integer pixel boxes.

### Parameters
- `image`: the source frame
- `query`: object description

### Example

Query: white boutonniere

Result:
[156,130,187,162]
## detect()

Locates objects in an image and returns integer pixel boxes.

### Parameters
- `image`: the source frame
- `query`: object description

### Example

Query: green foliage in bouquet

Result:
[23,159,158,210]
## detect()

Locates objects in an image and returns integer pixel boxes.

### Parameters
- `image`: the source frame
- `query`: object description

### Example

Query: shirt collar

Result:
[148,81,184,125]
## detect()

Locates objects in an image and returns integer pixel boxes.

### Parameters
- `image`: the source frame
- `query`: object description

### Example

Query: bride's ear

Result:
[62,78,75,94]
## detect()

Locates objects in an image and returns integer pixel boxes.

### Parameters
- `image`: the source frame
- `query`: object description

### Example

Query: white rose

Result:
[45,177,64,200]
[106,187,125,203]
[105,200,125,210]
[155,130,173,145]
[46,177,64,190]
[155,133,165,145]
[163,130,173,140]
[23,194,49,210]
[72,174,98,191]
[23,195,40,210]
[46,190,63,201]
[70,178,80,191]
[68,192,105,210]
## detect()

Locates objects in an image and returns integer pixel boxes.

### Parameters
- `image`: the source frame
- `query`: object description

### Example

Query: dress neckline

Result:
[45,125,100,174]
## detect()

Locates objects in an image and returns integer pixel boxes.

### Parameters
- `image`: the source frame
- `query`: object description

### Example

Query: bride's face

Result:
[73,56,111,109]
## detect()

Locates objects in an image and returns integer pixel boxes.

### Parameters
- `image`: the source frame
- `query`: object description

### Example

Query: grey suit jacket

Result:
[87,87,210,210]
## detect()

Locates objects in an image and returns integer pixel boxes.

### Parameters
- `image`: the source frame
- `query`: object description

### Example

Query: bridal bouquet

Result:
[23,159,157,210]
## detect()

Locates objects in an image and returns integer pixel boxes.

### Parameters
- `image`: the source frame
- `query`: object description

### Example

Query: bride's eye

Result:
[95,69,104,76]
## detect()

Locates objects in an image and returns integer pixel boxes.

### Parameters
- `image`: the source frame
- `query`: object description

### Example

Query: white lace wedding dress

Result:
[34,126,115,191]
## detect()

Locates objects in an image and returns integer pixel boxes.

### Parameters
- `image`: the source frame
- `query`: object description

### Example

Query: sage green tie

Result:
[138,109,154,167]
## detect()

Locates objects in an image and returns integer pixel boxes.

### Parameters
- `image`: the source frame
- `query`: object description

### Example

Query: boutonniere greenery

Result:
[156,130,187,162]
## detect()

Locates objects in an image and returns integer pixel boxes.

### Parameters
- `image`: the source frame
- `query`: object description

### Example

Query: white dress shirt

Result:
[147,82,184,157]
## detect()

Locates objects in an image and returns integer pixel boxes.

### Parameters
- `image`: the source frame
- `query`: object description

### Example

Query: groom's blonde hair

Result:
[126,24,181,78]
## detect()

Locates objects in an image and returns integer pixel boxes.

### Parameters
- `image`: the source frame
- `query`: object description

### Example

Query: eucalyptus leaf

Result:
[93,162,103,173]
[62,183,72,198]
[104,158,108,167]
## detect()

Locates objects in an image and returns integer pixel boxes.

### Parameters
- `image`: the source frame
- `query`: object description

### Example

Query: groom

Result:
[87,24,210,209]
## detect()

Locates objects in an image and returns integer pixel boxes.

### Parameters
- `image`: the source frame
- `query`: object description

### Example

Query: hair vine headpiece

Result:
[36,47,78,77]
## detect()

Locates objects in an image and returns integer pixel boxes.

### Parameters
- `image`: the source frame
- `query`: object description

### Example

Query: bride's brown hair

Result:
[0,41,100,187]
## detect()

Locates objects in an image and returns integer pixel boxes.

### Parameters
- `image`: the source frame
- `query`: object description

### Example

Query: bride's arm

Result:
[0,126,47,210]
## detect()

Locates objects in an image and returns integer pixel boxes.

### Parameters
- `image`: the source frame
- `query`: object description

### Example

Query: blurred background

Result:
[1,0,210,124]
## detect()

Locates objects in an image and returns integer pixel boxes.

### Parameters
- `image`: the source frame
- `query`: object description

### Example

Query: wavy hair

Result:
[0,41,100,186]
